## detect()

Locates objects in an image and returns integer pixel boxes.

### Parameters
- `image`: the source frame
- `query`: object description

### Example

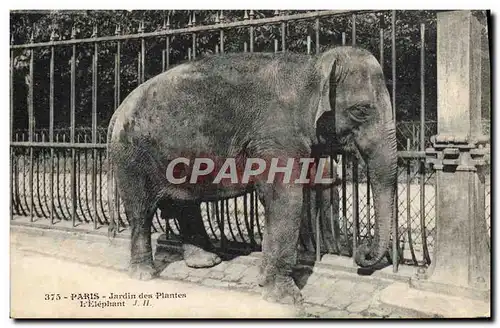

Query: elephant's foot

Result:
[129,262,158,281]
[183,244,222,268]
[262,276,304,305]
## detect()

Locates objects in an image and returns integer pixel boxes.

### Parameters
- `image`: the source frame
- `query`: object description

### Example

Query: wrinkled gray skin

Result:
[106,46,397,304]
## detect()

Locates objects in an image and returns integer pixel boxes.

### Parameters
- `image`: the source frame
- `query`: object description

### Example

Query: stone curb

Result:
[10,221,480,319]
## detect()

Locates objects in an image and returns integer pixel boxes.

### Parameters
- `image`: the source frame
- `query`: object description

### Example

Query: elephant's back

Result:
[108,52,317,162]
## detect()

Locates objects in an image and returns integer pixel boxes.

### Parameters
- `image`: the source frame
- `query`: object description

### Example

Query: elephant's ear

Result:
[314,49,341,127]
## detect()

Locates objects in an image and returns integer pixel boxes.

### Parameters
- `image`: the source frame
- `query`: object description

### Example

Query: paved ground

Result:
[11,249,302,318]
[9,224,489,319]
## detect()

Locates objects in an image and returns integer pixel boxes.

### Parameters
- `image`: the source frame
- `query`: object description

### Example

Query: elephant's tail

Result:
[107,114,118,240]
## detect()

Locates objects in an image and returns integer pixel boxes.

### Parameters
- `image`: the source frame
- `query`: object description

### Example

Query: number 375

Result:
[44,294,61,301]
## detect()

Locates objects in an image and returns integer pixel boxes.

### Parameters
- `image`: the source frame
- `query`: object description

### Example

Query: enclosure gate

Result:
[10,10,490,274]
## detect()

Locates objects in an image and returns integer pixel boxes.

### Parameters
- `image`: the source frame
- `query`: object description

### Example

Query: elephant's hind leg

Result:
[161,202,222,268]
[116,169,158,280]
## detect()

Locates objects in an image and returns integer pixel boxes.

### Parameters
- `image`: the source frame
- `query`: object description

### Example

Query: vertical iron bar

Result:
[220,30,224,54]
[225,200,237,242]
[315,18,320,54]
[12,144,19,216]
[316,201,321,262]
[98,151,110,224]
[112,29,121,228]
[391,10,399,273]
[391,10,397,122]
[307,35,311,54]
[152,211,161,234]
[23,134,30,217]
[141,25,145,83]
[243,193,255,246]
[54,138,64,220]
[367,166,371,243]
[191,11,196,60]
[10,41,14,220]
[13,135,22,216]
[205,202,218,241]
[233,197,246,243]
[49,39,55,224]
[254,192,262,241]
[330,155,340,253]
[162,16,170,72]
[274,39,278,53]
[352,158,359,263]
[28,34,34,222]
[213,203,221,238]
[407,153,417,264]
[191,40,197,61]
[249,10,254,53]
[13,136,20,215]
[41,135,48,217]
[75,135,86,222]
[192,33,196,59]
[190,10,196,60]
[342,32,346,46]
[165,35,170,70]
[219,11,225,54]
[137,54,141,84]
[82,135,92,223]
[64,136,72,220]
[70,35,77,227]
[249,192,255,245]
[115,26,121,105]
[34,134,44,217]
[380,28,384,65]
[380,13,385,64]
[220,201,229,244]
[220,201,225,251]
[136,23,141,85]
[420,22,431,264]
[93,36,99,229]
[20,133,28,216]
[342,154,347,251]
[281,20,286,52]
[352,13,356,46]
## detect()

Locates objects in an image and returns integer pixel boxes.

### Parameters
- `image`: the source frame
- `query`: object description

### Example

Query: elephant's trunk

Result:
[354,121,397,268]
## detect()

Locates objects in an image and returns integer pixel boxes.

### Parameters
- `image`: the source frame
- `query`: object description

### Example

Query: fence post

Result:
[412,10,490,301]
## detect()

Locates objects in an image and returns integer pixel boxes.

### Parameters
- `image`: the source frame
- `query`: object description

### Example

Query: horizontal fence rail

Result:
[11,10,379,50]
[10,10,490,273]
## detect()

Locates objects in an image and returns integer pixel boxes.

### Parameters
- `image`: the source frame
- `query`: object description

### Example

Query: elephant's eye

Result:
[348,105,372,123]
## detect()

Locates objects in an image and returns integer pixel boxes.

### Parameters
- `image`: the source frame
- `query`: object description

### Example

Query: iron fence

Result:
[13,147,490,265]
[10,10,490,273]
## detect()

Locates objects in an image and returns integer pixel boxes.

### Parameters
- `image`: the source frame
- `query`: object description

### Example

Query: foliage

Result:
[9,10,488,137]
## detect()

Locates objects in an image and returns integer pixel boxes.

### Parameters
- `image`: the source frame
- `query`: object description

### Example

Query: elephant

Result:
[106,46,397,304]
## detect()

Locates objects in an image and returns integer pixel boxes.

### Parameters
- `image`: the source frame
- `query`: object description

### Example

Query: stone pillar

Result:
[411,10,490,301]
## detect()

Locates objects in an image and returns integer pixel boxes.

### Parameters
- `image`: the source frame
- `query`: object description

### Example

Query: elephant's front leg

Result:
[259,185,304,305]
